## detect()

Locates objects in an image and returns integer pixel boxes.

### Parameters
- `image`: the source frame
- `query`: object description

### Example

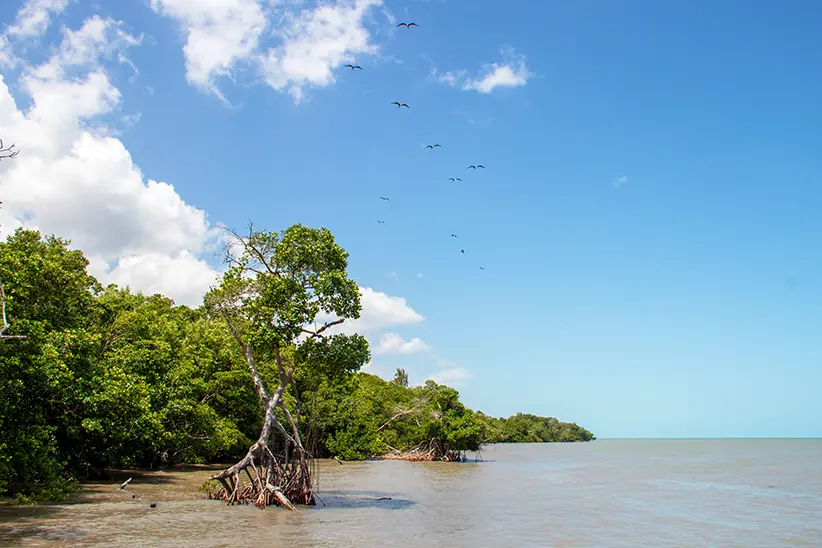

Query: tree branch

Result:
[0,140,19,161]
[224,225,280,278]
[300,318,344,339]
[218,305,268,404]
[376,409,416,432]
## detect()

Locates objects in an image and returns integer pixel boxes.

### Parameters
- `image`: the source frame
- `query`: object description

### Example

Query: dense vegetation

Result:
[0,228,594,502]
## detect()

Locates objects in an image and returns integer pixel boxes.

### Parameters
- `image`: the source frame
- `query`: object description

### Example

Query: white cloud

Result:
[149,0,266,101]
[436,47,532,94]
[152,0,386,103]
[427,367,473,387]
[316,286,424,335]
[259,0,382,102]
[5,0,70,39]
[373,332,430,356]
[0,10,221,307]
[613,176,628,188]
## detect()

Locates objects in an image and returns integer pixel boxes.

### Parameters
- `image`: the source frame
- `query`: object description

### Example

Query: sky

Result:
[1,0,821,439]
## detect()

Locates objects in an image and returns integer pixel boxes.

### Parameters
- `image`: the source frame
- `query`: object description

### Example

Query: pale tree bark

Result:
[0,281,25,340]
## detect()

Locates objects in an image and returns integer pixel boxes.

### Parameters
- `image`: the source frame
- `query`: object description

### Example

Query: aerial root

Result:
[206,449,314,509]
[378,437,465,462]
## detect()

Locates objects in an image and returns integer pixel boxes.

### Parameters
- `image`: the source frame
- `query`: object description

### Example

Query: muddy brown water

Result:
[1,440,820,547]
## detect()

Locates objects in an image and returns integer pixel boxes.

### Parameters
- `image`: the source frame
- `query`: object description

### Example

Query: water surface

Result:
[1,440,820,547]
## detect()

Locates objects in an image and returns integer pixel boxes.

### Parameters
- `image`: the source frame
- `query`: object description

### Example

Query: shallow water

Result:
[1,440,820,547]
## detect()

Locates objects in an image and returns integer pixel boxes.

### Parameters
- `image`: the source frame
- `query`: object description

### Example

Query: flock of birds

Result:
[347,21,487,272]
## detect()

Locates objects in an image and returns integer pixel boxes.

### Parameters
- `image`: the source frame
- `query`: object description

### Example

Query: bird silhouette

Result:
[397,22,419,28]
[451,234,458,238]
[460,249,465,254]
[467,164,486,170]
[378,220,385,224]
[391,101,410,108]
[448,177,463,182]
[380,196,391,201]
[480,266,485,270]
[425,144,442,149]
[344,64,363,70]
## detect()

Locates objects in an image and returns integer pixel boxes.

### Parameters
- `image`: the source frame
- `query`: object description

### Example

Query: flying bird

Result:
[378,220,385,224]
[480,267,485,270]
[397,22,419,28]
[460,249,465,254]
[425,144,442,149]
[451,234,458,238]
[467,164,486,170]
[344,64,363,70]
[379,196,391,201]
[391,101,410,108]
[448,177,463,182]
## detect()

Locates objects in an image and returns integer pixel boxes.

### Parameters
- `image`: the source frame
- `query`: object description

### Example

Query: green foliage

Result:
[482,413,596,443]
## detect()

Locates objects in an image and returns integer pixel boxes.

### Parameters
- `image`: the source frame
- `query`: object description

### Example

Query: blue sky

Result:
[1,0,821,438]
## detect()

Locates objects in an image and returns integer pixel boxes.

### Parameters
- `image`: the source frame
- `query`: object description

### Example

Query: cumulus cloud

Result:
[0,7,221,307]
[315,286,424,335]
[151,0,386,103]
[149,0,266,102]
[436,47,532,94]
[427,367,473,387]
[373,332,430,356]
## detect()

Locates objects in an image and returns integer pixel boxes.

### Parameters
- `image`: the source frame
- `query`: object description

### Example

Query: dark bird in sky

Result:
[451,234,458,238]
[480,267,485,270]
[448,177,463,182]
[344,64,363,70]
[467,164,486,170]
[425,144,442,149]
[397,22,419,28]
[378,220,385,224]
[391,101,410,108]
[460,249,465,254]
[380,196,390,201]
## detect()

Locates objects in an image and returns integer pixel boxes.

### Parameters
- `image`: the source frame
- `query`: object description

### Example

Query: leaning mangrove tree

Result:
[205,224,369,508]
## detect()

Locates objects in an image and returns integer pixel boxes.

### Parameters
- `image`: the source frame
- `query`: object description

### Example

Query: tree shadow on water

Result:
[314,490,416,510]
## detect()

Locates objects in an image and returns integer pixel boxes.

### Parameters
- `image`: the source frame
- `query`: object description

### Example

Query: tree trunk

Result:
[208,334,314,509]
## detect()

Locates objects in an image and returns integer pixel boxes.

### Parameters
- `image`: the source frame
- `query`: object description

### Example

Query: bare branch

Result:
[0,140,19,160]
[300,318,345,340]
[223,225,279,278]
[376,409,416,432]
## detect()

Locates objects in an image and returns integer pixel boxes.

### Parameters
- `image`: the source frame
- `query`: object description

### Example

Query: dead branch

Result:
[300,318,344,339]
[376,409,416,432]
[0,140,18,160]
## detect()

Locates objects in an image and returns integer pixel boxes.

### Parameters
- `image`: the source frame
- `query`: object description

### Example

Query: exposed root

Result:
[378,438,466,462]
[206,444,315,508]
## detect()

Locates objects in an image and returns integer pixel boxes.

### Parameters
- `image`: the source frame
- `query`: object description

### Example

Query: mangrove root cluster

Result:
[379,438,465,462]
[207,445,315,509]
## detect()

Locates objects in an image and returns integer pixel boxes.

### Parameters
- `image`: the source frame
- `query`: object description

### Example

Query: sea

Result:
[0,439,820,547]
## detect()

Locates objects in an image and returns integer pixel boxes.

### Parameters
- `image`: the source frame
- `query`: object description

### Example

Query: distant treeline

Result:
[0,229,593,501]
